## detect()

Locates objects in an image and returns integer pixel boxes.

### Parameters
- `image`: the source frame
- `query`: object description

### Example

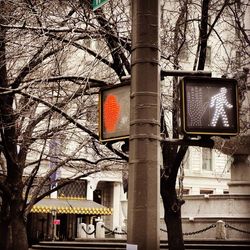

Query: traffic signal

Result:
[99,83,130,142]
[180,77,239,136]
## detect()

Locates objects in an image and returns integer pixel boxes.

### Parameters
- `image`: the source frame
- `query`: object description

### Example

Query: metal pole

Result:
[161,69,212,78]
[127,1,160,250]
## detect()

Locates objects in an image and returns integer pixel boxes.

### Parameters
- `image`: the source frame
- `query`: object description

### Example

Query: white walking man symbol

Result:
[210,87,233,127]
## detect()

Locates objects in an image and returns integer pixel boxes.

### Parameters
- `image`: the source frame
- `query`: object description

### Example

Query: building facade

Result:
[1,0,248,244]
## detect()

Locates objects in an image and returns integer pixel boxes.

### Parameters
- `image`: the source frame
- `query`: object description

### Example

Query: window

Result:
[200,189,213,194]
[58,180,87,198]
[236,0,241,9]
[202,148,212,171]
[183,149,190,169]
[23,177,50,196]
[235,51,241,68]
[176,188,190,196]
[93,189,102,204]
[205,46,211,65]
[182,189,190,195]
[179,42,189,61]
[208,16,212,26]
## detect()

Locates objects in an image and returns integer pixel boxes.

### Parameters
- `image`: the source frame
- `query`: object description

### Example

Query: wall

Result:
[121,194,250,240]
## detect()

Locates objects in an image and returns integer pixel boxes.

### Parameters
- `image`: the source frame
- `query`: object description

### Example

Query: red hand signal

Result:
[104,94,121,133]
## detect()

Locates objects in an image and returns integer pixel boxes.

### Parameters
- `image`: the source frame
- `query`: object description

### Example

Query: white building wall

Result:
[182,147,230,195]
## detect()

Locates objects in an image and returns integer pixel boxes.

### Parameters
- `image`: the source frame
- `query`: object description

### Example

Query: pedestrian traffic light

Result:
[99,83,130,142]
[180,77,239,136]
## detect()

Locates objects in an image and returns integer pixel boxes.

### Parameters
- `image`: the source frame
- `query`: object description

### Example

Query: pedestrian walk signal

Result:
[99,83,130,142]
[180,77,239,136]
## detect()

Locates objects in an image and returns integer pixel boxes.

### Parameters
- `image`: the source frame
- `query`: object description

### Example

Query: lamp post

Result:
[51,209,56,241]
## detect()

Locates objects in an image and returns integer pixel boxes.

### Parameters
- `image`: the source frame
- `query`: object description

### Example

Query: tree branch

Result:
[16,90,128,161]
[25,170,101,215]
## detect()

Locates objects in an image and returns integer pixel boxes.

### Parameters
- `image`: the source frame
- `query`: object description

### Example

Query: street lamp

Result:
[51,209,56,241]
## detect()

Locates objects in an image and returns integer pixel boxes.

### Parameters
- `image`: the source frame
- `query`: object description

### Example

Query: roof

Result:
[31,197,112,215]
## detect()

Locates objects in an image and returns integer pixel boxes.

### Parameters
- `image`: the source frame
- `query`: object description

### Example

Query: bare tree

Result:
[0,1,249,250]
[0,1,130,249]
[160,0,249,249]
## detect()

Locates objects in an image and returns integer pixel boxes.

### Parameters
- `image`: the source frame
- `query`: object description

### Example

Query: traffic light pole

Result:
[127,1,160,250]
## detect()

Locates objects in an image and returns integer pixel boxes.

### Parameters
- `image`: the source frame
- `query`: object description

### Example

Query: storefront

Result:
[27,197,112,244]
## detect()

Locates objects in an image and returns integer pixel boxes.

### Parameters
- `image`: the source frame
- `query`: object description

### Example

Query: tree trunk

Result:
[197,0,210,70]
[160,66,186,249]
[160,96,185,250]
[0,3,28,249]
[161,176,184,250]
[0,216,9,250]
[11,215,29,250]
[0,196,29,250]
[160,140,187,250]
[160,0,189,247]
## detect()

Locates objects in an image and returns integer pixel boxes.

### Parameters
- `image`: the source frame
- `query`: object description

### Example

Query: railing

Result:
[76,220,250,239]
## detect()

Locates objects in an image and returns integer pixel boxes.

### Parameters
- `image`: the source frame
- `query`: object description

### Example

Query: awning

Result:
[31,197,112,215]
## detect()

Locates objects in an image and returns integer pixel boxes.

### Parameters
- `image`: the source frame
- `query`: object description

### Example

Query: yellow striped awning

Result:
[31,197,112,215]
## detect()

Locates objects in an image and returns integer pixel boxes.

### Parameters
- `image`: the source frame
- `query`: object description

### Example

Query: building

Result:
[0,0,249,244]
